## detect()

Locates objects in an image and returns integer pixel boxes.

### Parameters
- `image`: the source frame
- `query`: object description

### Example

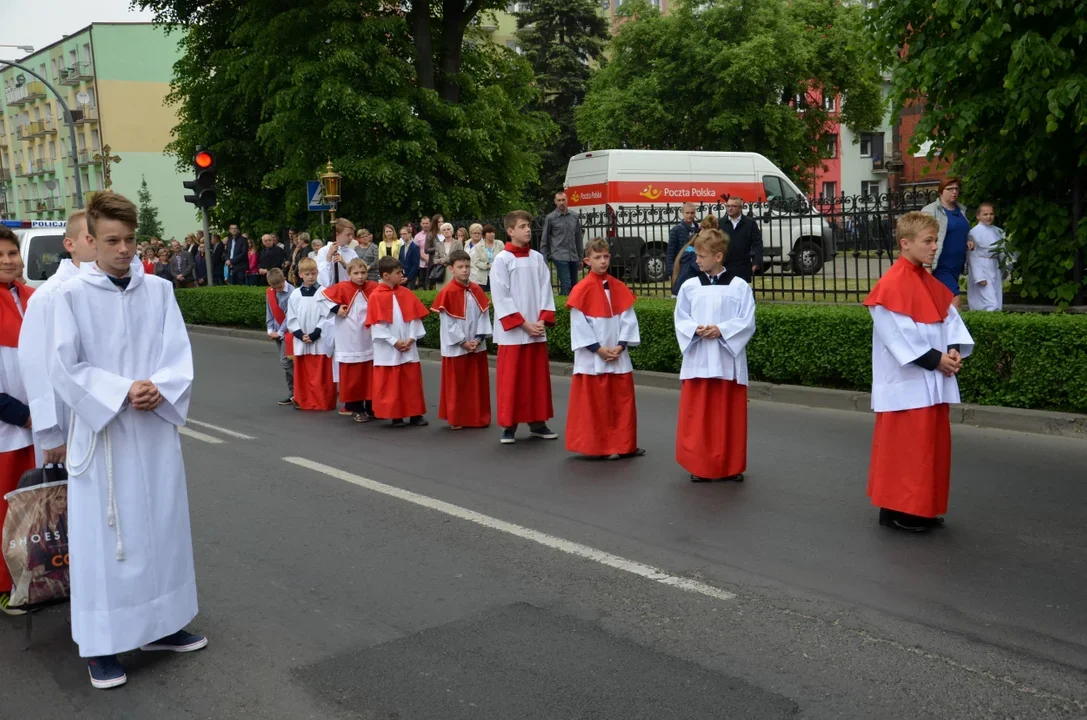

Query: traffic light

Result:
[183,147,217,209]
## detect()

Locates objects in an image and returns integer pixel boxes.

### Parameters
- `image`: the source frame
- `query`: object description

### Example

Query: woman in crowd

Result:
[289,232,311,284]
[154,247,173,281]
[377,224,403,264]
[246,238,260,285]
[922,176,972,309]
[194,243,208,286]
[469,223,497,291]
[456,225,471,253]
[356,228,380,281]
[308,236,322,260]
[141,247,157,276]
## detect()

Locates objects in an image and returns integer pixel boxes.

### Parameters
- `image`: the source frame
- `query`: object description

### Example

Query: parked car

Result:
[3,220,67,288]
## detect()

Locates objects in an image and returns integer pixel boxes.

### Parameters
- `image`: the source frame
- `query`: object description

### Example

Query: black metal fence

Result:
[457,189,939,303]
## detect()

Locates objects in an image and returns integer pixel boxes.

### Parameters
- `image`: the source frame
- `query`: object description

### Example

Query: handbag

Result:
[427,264,446,283]
[2,464,70,611]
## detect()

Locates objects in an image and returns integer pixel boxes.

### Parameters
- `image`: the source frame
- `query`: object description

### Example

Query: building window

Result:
[69,49,77,66]
[795,93,809,110]
[822,182,837,200]
[859,134,872,158]
[822,94,836,112]
[826,134,838,159]
[861,180,880,198]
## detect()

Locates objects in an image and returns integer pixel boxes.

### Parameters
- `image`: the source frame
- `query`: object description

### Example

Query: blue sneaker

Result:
[500,428,516,444]
[88,655,127,689]
[528,424,558,440]
[140,629,208,653]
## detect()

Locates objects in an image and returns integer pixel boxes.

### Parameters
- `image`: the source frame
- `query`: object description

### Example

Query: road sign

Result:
[307,180,330,212]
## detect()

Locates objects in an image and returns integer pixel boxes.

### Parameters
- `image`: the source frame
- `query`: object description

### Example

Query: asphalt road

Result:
[2,332,1085,719]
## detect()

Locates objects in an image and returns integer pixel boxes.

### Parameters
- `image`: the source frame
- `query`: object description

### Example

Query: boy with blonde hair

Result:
[287,257,336,410]
[318,258,379,422]
[966,202,1005,311]
[864,211,974,532]
[265,267,295,405]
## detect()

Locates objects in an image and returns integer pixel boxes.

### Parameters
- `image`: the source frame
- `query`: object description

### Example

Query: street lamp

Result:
[0,45,34,54]
[319,159,341,226]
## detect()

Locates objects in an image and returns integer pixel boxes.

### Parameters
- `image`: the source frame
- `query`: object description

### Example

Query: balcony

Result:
[24,197,60,214]
[24,119,57,138]
[74,149,96,166]
[0,168,10,182]
[0,134,7,148]
[15,163,32,178]
[59,63,95,86]
[72,105,99,124]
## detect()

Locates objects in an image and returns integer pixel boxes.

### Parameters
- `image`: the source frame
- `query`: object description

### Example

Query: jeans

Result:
[554,260,580,295]
[276,338,294,395]
[230,266,247,286]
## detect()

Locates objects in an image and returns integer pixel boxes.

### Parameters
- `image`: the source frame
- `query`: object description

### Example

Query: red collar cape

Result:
[322,280,378,310]
[365,282,429,326]
[0,281,34,348]
[863,256,953,323]
[431,280,489,320]
[503,242,531,257]
[565,271,635,317]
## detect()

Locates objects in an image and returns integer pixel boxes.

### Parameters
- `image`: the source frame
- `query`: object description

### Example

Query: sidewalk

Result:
[188,324,1087,441]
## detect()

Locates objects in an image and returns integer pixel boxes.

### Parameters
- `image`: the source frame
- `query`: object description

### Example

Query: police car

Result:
[1,219,67,289]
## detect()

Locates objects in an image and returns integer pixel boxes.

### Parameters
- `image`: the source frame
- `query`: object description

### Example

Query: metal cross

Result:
[93,144,122,189]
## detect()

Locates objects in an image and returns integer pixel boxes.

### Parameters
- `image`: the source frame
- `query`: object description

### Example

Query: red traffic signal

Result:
[195,150,214,169]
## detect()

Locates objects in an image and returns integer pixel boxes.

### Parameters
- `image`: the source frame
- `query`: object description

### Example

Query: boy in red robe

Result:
[318,258,379,423]
[365,256,429,427]
[0,225,35,615]
[490,210,557,445]
[565,238,644,459]
[432,250,492,429]
[864,211,973,532]
[286,257,336,411]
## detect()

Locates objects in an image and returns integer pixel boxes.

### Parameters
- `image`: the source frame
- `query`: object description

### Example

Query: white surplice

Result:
[371,296,426,367]
[570,296,640,376]
[0,286,32,454]
[967,224,1004,312]
[286,286,334,357]
[316,243,358,288]
[674,276,756,382]
[317,286,373,363]
[50,263,197,658]
[489,248,555,346]
[868,305,974,412]
[438,292,493,358]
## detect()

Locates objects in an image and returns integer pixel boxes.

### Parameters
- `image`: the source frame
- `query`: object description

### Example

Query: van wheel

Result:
[791,240,823,275]
[642,246,667,284]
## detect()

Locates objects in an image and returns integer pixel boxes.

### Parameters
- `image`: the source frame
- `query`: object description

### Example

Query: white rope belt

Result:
[67,409,124,561]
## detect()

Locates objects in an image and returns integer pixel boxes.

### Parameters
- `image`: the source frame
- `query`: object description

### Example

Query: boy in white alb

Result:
[365,256,429,427]
[674,229,756,482]
[318,258,379,422]
[966,202,1005,312]
[48,191,205,689]
[286,257,336,411]
[317,218,359,288]
[864,211,974,533]
[490,210,558,445]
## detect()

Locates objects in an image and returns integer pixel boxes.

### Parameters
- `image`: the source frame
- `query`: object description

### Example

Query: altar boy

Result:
[431,250,492,429]
[286,257,336,411]
[864,211,973,532]
[365,256,429,427]
[674,229,755,482]
[565,238,643,459]
[318,258,378,422]
[49,191,205,689]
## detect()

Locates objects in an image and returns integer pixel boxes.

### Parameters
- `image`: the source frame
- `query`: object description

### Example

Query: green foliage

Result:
[176,286,1087,413]
[140,0,554,234]
[869,0,1087,306]
[136,176,165,242]
[515,0,610,212]
[577,0,885,191]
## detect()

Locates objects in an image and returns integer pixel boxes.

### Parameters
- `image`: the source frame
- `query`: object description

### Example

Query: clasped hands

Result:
[695,324,722,339]
[460,339,482,352]
[522,321,546,337]
[595,346,624,362]
[938,349,963,377]
[394,338,416,352]
[128,380,163,411]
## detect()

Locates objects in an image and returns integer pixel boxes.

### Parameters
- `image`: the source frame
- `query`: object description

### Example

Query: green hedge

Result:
[176,286,1087,414]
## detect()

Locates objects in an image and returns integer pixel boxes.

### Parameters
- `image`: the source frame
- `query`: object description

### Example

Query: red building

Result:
[891,99,952,192]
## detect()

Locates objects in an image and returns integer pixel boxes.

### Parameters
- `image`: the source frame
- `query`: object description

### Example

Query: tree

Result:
[136,175,164,242]
[576,0,884,192]
[870,0,1087,306]
[515,0,610,211]
[138,0,554,232]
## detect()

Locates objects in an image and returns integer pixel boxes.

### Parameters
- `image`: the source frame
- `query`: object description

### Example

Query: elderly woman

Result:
[921,176,972,309]
[427,221,463,288]
[469,223,497,291]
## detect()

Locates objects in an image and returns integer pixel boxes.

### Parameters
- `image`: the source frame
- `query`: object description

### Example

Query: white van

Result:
[4,220,67,288]
[563,150,834,281]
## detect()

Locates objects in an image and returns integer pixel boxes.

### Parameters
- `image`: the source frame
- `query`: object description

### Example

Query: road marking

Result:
[284,456,736,602]
[179,427,225,444]
[186,419,256,440]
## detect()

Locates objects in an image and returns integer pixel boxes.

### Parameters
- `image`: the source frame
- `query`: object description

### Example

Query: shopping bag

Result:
[2,464,69,611]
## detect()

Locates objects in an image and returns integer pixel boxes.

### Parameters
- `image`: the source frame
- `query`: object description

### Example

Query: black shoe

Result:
[879,508,928,533]
[500,428,516,444]
[409,416,429,427]
[923,516,946,528]
[278,396,294,406]
[618,448,646,459]
[528,424,558,440]
[723,472,744,483]
[390,419,406,428]
[689,474,712,483]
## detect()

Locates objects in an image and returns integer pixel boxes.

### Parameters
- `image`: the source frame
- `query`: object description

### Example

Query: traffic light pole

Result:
[201,208,215,287]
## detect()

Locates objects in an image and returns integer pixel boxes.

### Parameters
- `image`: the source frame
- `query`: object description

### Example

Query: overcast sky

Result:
[0,0,155,58]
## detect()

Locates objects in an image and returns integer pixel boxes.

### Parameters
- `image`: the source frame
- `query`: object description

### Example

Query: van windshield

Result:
[25,234,65,282]
[762,176,800,203]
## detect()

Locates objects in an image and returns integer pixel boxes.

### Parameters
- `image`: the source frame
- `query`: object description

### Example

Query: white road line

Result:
[179,427,225,444]
[283,456,736,602]
[186,419,256,440]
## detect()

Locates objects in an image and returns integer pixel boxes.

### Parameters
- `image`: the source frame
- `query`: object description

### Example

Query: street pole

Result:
[0,59,84,208]
[201,208,215,287]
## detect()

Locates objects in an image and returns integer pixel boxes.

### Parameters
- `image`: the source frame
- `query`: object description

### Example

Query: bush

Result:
[176,286,1087,413]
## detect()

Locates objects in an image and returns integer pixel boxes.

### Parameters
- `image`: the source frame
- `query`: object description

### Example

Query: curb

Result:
[187,324,1087,442]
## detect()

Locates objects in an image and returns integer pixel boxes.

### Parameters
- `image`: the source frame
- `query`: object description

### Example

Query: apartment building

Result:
[0,23,193,238]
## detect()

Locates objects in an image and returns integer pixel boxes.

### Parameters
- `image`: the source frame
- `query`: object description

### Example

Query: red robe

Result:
[433,282,492,428]
[322,281,379,404]
[366,284,429,419]
[676,379,747,479]
[293,355,336,410]
[0,281,36,592]
[863,258,955,518]
[564,272,638,456]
